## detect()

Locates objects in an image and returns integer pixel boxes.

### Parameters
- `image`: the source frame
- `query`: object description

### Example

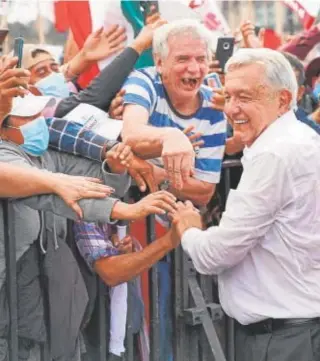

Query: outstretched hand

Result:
[53,173,114,218]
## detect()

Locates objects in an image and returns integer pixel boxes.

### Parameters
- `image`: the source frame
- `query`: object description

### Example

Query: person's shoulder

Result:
[0,141,37,166]
[127,66,158,83]
[0,140,22,154]
[251,119,319,164]
[124,67,159,97]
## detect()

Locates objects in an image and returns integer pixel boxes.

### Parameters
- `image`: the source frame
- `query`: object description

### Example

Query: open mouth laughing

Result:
[181,77,199,90]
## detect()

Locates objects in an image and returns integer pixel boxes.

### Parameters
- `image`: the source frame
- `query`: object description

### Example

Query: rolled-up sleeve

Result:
[46,117,108,162]
[49,149,131,199]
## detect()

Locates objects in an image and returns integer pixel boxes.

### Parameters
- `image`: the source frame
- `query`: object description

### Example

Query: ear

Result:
[278,89,292,113]
[154,54,163,75]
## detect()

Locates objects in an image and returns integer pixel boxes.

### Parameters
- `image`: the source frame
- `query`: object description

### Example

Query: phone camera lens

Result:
[223,42,230,50]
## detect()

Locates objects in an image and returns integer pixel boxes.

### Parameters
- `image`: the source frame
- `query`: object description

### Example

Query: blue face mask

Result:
[312,83,320,102]
[14,117,49,156]
[35,72,70,98]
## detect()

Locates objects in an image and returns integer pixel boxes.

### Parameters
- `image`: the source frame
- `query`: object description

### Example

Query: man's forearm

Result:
[0,164,56,198]
[169,178,215,206]
[94,231,173,286]
[122,124,172,159]
[63,51,92,80]
[122,105,184,158]
[155,166,215,206]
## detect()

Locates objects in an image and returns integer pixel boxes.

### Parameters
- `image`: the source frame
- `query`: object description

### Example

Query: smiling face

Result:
[155,32,209,108]
[224,63,292,147]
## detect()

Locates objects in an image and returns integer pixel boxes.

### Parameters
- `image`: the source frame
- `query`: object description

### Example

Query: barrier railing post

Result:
[222,160,241,361]
[125,279,134,361]
[146,215,160,361]
[2,200,18,361]
[97,279,107,361]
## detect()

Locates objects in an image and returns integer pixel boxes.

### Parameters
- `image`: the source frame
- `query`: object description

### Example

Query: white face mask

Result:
[35,72,70,98]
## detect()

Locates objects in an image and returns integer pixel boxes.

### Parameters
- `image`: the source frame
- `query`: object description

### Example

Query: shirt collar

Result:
[243,109,297,158]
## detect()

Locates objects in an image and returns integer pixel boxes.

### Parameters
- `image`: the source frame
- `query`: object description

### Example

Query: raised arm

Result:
[122,103,194,190]
[55,19,166,117]
[279,24,320,60]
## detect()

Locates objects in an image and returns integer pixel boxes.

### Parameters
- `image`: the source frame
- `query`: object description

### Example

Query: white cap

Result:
[10,93,55,117]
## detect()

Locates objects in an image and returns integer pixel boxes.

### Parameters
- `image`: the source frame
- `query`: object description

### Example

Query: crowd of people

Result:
[0,5,319,361]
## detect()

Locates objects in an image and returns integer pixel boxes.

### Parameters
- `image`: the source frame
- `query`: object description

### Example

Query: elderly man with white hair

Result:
[121,19,226,206]
[170,48,320,361]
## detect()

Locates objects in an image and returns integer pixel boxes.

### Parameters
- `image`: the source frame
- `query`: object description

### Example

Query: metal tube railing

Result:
[2,199,18,361]
[222,161,240,361]
[146,214,161,361]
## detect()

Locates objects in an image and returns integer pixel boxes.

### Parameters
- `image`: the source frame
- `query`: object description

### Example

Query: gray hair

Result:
[153,19,216,60]
[225,48,298,109]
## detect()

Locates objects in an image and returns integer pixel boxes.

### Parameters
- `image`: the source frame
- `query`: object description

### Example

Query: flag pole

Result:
[36,0,45,44]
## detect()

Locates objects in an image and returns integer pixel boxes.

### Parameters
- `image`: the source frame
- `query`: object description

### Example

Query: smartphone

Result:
[0,29,8,45]
[13,37,24,68]
[204,72,222,88]
[140,1,159,23]
[215,37,235,72]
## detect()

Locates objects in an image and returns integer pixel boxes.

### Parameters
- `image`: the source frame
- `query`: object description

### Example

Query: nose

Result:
[224,98,242,119]
[187,58,200,74]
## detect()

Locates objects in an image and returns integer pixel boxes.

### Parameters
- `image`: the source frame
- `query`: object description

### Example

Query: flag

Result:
[53,0,69,33]
[263,28,282,50]
[188,0,230,34]
[282,0,320,29]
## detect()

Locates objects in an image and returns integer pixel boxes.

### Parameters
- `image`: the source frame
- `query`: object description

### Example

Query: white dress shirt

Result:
[181,110,320,325]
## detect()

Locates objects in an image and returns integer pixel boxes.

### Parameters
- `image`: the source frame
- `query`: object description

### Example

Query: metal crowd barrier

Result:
[2,159,242,361]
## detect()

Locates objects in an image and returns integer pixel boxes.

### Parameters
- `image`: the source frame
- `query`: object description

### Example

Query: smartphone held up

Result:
[13,36,24,68]
[215,36,235,73]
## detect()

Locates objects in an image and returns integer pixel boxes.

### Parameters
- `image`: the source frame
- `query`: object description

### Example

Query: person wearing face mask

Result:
[0,65,181,360]
[19,25,127,97]
[13,18,166,120]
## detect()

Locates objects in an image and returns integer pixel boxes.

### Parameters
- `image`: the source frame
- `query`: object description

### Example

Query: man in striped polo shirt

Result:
[121,19,226,206]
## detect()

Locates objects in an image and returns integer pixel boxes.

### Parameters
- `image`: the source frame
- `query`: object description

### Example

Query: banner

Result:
[282,0,320,29]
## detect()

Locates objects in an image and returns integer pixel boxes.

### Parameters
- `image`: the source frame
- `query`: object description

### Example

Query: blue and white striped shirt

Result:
[123,67,227,183]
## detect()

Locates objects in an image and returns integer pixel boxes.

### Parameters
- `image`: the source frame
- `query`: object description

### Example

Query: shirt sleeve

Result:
[122,70,156,113]
[74,221,119,271]
[46,117,109,162]
[181,152,290,275]
[0,145,126,223]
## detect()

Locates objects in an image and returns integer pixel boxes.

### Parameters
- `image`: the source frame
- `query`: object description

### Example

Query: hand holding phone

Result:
[215,37,235,73]
[13,37,24,68]
[140,1,159,24]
